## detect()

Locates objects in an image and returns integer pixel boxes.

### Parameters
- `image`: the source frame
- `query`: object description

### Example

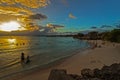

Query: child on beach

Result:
[21,52,31,64]
[26,55,30,64]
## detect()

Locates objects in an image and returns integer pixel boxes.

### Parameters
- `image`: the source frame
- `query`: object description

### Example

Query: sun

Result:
[0,21,22,32]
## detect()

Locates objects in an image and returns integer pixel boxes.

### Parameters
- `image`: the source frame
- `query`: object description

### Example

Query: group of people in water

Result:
[21,52,30,64]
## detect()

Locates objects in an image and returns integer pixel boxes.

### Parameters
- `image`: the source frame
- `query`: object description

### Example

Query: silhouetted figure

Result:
[21,52,25,62]
[26,56,30,64]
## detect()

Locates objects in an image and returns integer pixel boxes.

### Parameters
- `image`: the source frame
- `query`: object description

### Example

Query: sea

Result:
[0,36,90,79]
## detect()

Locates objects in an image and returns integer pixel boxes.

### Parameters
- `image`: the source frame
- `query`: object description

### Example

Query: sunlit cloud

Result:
[0,0,49,8]
[69,13,76,19]
[0,0,50,32]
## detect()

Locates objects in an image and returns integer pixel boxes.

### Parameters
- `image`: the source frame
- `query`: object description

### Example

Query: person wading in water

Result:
[21,52,25,62]
[26,55,30,64]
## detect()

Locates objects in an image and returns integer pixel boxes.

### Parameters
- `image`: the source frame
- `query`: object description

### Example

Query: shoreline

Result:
[4,40,120,80]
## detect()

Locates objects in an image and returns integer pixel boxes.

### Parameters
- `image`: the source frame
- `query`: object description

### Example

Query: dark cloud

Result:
[39,24,64,33]
[41,27,53,33]
[29,13,47,20]
[50,25,64,28]
[47,24,64,28]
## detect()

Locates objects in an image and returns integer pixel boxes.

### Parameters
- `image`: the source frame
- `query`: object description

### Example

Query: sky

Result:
[38,0,120,32]
[0,0,120,33]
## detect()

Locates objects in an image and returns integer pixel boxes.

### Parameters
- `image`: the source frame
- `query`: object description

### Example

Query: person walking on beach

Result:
[21,52,25,62]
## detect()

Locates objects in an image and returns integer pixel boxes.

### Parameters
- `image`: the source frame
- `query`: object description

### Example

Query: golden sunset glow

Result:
[8,38,16,43]
[0,21,23,32]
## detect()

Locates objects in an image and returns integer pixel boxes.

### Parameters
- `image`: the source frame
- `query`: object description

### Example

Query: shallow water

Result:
[0,36,90,79]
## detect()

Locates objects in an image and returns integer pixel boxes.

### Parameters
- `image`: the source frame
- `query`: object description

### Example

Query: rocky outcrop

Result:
[48,63,120,80]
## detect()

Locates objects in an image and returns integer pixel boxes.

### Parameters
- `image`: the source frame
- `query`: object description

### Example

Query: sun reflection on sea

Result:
[0,36,30,49]
[8,38,16,44]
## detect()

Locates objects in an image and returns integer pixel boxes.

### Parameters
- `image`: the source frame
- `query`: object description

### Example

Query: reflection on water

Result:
[0,36,30,51]
[0,36,90,79]
[7,38,16,44]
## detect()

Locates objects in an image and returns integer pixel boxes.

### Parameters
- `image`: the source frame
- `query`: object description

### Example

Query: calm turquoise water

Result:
[0,36,90,79]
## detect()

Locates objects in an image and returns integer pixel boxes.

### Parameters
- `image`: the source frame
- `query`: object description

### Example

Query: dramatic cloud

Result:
[46,24,64,28]
[0,6,32,16]
[39,24,64,33]
[0,14,17,23]
[0,0,49,9]
[0,0,50,31]
[69,13,76,19]
[0,0,49,16]
[0,0,64,33]
[29,13,47,20]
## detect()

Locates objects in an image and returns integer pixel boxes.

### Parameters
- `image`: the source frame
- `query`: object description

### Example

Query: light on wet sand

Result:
[0,21,21,32]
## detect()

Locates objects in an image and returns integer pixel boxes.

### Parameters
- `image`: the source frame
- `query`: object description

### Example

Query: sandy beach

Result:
[7,40,120,80]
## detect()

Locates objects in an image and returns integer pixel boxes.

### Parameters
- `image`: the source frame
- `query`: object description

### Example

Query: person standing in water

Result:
[21,52,25,62]
[26,55,30,64]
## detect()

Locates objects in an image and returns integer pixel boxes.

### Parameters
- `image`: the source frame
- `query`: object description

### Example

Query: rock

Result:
[101,63,120,80]
[48,63,120,80]
[110,63,120,74]
[93,68,101,78]
[48,69,75,80]
[91,78,102,80]
[81,68,94,78]
[69,74,81,80]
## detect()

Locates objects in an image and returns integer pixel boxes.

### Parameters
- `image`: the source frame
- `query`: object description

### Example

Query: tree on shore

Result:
[100,29,120,43]
[87,31,98,40]
[74,29,120,43]
[108,29,120,43]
